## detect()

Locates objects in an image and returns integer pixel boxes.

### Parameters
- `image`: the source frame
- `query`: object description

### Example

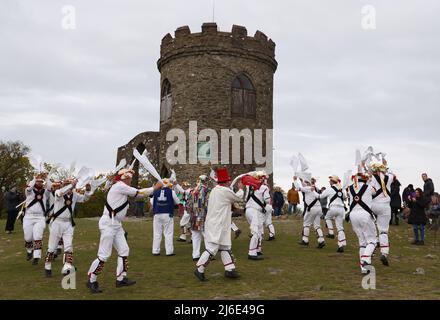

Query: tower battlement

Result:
[158,23,277,71]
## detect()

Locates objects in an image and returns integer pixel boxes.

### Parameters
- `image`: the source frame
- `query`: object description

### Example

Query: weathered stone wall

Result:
[117,23,277,189]
[156,23,277,185]
[117,131,160,188]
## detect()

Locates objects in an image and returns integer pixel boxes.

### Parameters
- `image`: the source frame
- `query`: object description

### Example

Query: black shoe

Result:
[248,255,264,261]
[417,240,425,246]
[26,252,33,261]
[87,280,103,293]
[166,253,176,257]
[116,277,136,288]
[268,236,275,241]
[45,269,52,278]
[337,246,345,253]
[32,258,39,265]
[152,253,160,256]
[326,234,335,239]
[194,269,207,282]
[361,262,372,275]
[225,270,240,279]
[298,240,309,246]
[380,255,389,266]
[317,242,326,249]
[193,257,200,262]
[257,252,263,256]
[177,238,186,242]
[62,266,77,277]
[411,240,419,245]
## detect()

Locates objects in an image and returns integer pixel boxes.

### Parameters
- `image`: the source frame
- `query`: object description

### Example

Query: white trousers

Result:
[196,241,235,273]
[325,206,347,247]
[372,202,391,255]
[23,215,46,259]
[263,211,275,237]
[45,219,74,272]
[87,216,129,282]
[179,211,191,240]
[152,214,174,255]
[350,209,377,267]
[191,230,204,259]
[302,206,324,243]
[246,208,264,256]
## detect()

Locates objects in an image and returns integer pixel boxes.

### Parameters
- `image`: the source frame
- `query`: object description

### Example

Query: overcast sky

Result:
[1,0,439,192]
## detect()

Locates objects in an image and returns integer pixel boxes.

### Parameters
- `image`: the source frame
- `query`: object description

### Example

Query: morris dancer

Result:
[23,173,52,265]
[369,160,394,266]
[243,171,271,260]
[86,169,162,293]
[152,178,180,256]
[294,175,325,248]
[194,168,245,281]
[176,182,192,243]
[318,175,347,252]
[44,179,94,277]
[348,172,377,274]
[189,176,212,261]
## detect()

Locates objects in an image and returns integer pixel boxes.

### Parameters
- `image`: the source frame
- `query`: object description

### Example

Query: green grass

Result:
[0,215,439,300]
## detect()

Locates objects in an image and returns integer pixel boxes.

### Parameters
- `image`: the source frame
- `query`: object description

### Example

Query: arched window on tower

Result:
[231,74,256,118]
[160,79,172,123]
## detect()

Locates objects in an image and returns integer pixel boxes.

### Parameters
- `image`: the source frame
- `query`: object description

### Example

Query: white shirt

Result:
[294,181,320,210]
[52,188,92,220]
[245,184,271,212]
[103,181,154,222]
[25,185,50,216]
[348,182,374,211]
[319,186,347,208]
[204,186,244,246]
[369,173,394,204]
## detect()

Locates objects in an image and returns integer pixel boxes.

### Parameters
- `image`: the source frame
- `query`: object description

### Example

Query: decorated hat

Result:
[255,170,268,179]
[241,175,263,190]
[296,172,312,184]
[162,178,173,188]
[182,181,190,187]
[352,172,369,182]
[329,175,341,183]
[117,168,135,180]
[371,163,388,173]
[216,167,231,183]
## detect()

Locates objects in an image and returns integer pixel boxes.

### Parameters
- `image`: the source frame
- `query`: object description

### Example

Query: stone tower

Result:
[117,23,277,187]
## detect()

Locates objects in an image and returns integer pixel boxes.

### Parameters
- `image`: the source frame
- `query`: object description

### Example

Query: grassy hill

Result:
[0,215,439,300]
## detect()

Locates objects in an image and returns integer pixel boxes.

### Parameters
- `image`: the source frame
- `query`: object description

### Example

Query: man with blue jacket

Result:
[152,178,180,256]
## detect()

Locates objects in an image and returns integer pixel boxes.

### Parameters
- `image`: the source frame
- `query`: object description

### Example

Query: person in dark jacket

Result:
[4,186,24,234]
[390,177,402,225]
[407,188,429,245]
[422,173,435,207]
[272,188,285,218]
[402,184,415,207]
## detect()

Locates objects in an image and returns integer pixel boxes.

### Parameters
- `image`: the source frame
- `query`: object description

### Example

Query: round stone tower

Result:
[156,23,277,184]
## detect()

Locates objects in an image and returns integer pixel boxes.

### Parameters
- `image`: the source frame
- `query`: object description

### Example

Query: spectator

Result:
[402,184,415,207]
[287,184,300,215]
[427,193,440,218]
[422,173,435,207]
[4,186,24,234]
[390,176,402,225]
[319,187,328,217]
[272,188,285,219]
[407,188,429,245]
